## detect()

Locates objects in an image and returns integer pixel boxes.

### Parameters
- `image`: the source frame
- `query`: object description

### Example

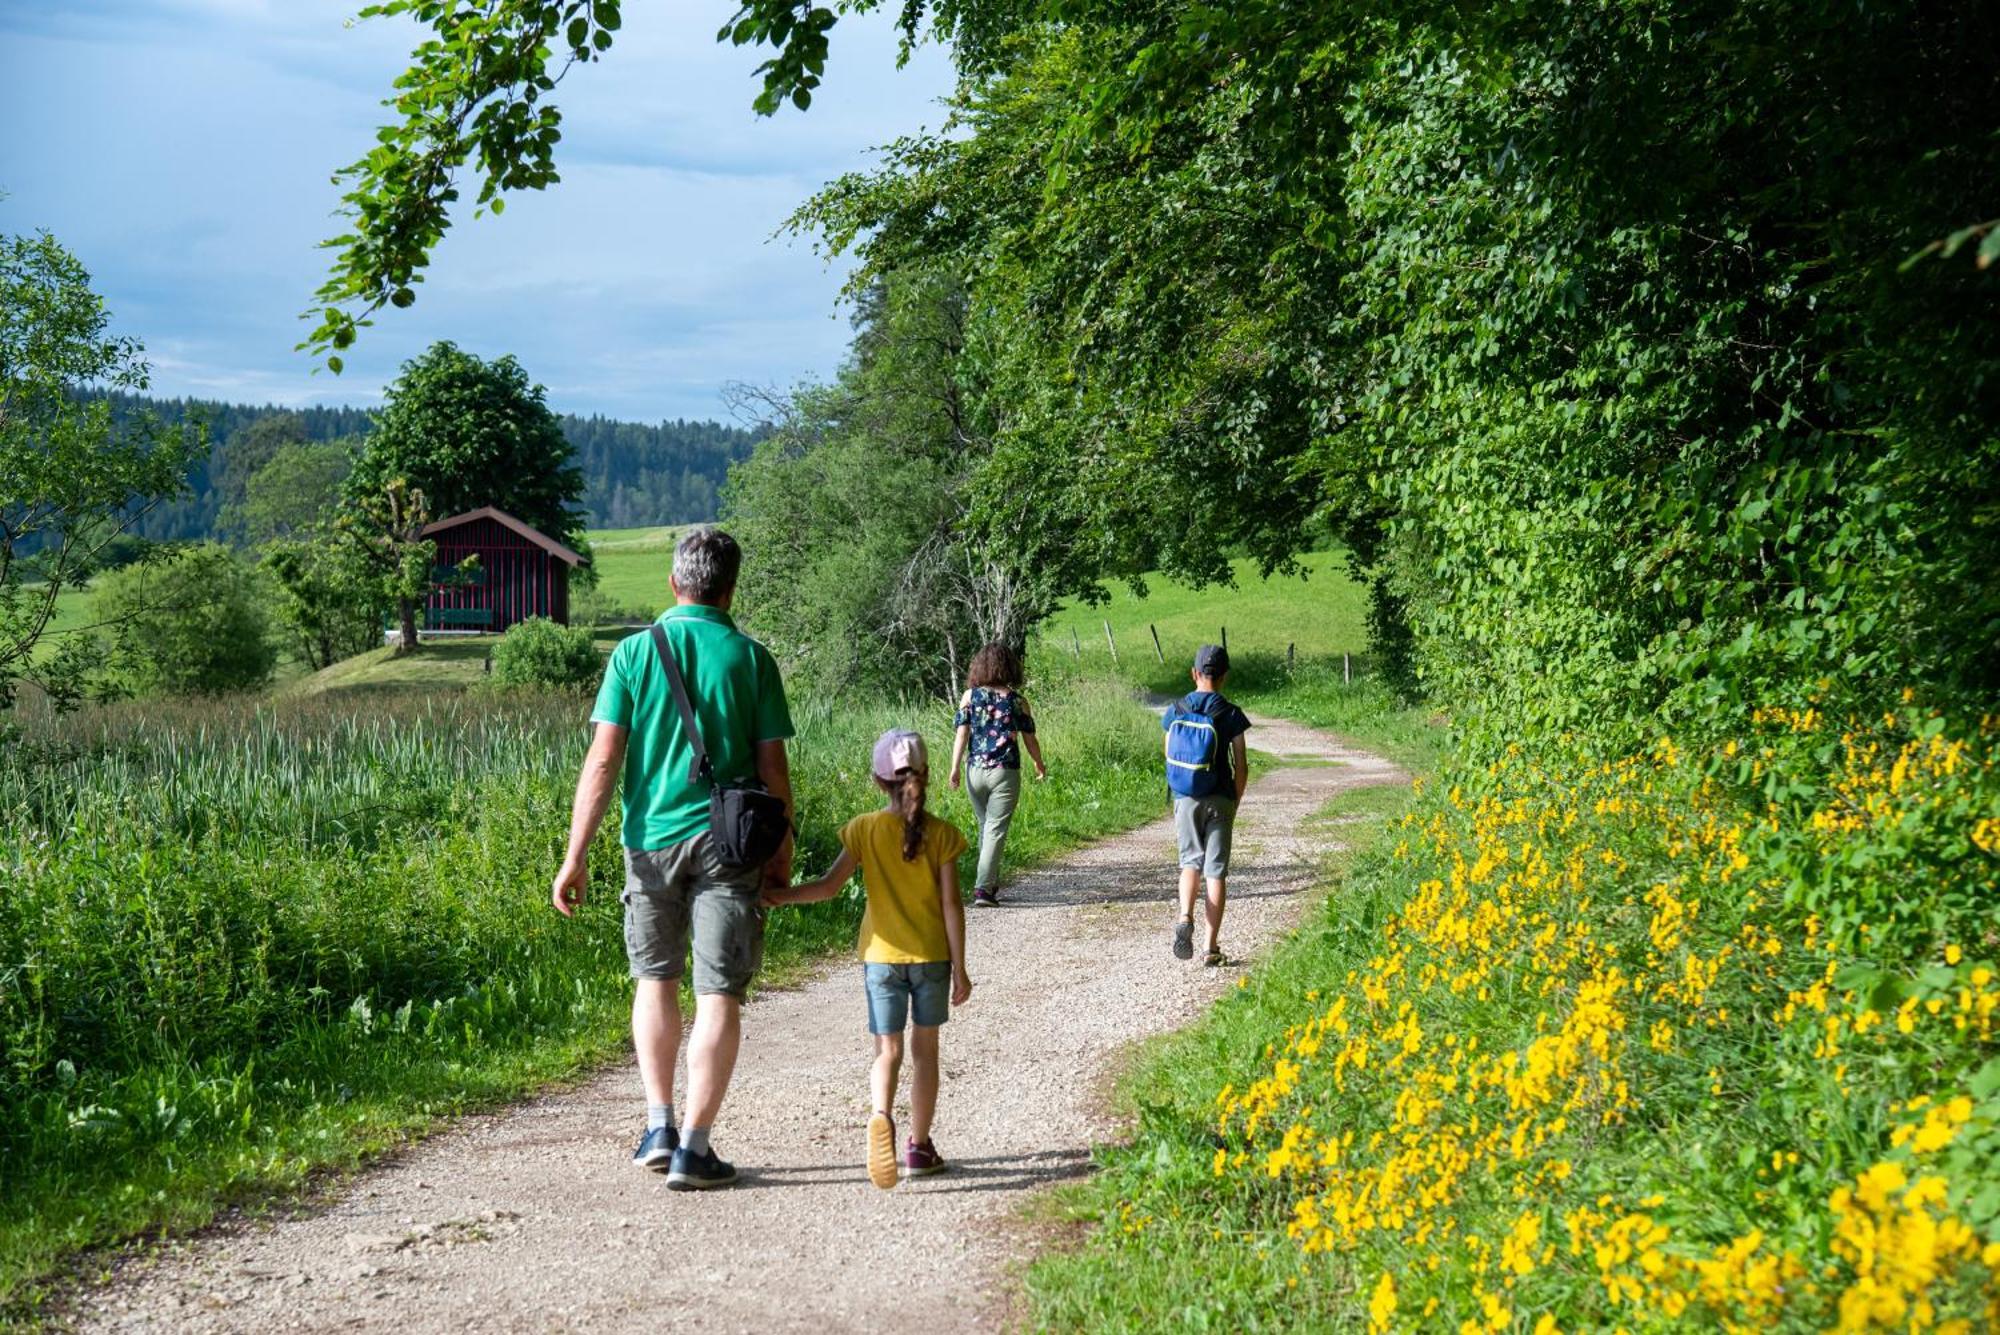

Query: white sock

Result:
[681,1125,711,1156]
[647,1103,673,1133]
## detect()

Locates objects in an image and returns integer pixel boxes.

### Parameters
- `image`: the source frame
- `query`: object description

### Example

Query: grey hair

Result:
[673,526,742,603]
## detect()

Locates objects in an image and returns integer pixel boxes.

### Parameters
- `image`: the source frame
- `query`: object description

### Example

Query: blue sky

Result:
[0,0,955,421]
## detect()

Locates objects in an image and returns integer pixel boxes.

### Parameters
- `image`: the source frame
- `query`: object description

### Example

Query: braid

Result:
[899,771,928,861]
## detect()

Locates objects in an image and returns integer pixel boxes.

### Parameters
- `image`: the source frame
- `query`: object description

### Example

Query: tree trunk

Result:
[398,599,420,655]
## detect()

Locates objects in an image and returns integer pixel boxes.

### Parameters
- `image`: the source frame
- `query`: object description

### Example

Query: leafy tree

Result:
[93,544,276,697]
[260,533,383,672]
[211,412,307,541]
[343,341,584,544]
[234,439,355,546]
[724,273,1063,696]
[0,228,204,709]
[336,477,449,656]
[331,0,2000,743]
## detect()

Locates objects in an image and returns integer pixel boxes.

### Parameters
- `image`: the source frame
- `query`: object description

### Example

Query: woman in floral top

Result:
[948,642,1047,906]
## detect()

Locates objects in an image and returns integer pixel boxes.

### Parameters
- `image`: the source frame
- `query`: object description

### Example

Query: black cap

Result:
[1193,644,1230,678]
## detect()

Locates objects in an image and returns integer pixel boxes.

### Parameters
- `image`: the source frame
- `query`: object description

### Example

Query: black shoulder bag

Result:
[650,624,791,870]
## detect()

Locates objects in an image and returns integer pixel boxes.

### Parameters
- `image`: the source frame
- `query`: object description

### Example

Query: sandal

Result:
[1203,947,1225,968]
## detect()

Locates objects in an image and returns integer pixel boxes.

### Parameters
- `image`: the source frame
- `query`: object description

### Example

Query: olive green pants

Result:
[965,764,1022,893]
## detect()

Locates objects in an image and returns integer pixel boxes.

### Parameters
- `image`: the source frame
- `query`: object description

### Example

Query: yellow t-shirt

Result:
[842,808,968,964]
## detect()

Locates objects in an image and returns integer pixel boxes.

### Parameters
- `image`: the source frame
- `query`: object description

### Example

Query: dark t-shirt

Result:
[955,686,1037,770]
[1173,690,1251,794]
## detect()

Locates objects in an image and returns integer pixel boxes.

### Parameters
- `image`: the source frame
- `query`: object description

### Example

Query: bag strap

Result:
[650,623,713,785]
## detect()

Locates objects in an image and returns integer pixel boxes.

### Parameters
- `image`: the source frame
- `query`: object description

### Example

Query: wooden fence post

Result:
[1103,619,1119,664]
[1150,623,1164,663]
[1344,652,1351,684]
[1287,643,1295,674]
[1220,625,1228,652]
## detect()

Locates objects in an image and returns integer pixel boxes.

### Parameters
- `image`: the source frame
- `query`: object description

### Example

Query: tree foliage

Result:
[231,438,355,547]
[341,0,1999,741]
[724,273,1065,696]
[344,341,585,544]
[0,229,204,709]
[794,1,1999,739]
[337,476,444,655]
[93,544,276,698]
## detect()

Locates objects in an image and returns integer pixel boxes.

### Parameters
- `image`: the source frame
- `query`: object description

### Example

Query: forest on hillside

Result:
[97,391,758,540]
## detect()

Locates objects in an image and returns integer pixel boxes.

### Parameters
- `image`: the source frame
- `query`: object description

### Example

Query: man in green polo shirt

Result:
[551,527,794,1191]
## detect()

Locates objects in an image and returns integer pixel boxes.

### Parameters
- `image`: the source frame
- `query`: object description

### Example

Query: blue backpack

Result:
[1164,696,1226,798]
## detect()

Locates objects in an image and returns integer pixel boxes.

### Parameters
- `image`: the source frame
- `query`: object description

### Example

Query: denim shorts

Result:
[863,961,951,1035]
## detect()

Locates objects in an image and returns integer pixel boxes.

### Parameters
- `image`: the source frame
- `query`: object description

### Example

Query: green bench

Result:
[427,608,494,631]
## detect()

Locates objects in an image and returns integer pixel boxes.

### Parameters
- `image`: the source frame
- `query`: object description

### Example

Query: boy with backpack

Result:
[1162,645,1252,966]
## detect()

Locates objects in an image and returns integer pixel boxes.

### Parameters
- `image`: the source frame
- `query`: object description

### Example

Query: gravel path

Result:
[69,712,1404,1333]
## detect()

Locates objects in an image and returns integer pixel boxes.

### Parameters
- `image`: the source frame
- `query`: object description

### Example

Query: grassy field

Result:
[1039,549,1371,695]
[584,525,682,619]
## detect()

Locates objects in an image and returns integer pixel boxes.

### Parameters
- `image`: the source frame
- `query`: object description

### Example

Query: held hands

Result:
[1033,763,1049,782]
[551,858,587,917]
[951,967,973,1006]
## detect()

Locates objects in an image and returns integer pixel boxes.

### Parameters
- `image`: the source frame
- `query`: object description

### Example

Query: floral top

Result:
[954,686,1036,770]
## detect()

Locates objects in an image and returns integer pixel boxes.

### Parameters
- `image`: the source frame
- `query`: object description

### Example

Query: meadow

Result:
[1039,548,1372,698]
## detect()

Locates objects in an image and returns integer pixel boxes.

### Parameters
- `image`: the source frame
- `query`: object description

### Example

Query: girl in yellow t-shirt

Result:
[765,728,972,1188]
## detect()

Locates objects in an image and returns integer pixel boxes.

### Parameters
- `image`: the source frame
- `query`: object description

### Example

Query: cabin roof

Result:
[421,505,587,566]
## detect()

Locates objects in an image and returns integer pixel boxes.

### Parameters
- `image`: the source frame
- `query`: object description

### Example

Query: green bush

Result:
[488,616,603,689]
[92,543,276,697]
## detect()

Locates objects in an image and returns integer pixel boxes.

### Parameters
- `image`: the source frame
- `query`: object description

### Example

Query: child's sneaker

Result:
[973,887,999,907]
[867,1111,899,1190]
[904,1139,947,1178]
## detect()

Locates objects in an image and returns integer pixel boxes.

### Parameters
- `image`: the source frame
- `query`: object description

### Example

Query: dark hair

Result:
[875,771,929,861]
[967,641,1023,691]
[673,527,742,602]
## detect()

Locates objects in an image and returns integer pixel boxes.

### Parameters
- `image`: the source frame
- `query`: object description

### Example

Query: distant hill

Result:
[98,392,760,540]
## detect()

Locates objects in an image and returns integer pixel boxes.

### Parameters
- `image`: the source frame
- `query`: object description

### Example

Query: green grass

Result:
[0,672,1166,1315]
[1035,548,1437,770]
[1024,779,1419,1332]
[1040,549,1371,695]
[583,525,683,620]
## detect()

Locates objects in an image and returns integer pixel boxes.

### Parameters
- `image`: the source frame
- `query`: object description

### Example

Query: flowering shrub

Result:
[1180,705,2000,1331]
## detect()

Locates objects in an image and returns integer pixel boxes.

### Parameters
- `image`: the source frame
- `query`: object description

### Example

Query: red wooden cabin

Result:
[419,505,587,633]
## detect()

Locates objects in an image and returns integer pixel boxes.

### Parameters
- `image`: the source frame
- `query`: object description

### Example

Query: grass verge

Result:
[1023,780,1419,1333]
[1026,704,2000,1332]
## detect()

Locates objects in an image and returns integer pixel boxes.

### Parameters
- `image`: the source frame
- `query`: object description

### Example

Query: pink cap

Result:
[871,728,928,781]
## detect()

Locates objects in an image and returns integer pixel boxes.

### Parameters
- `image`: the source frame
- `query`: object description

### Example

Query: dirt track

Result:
[70,712,1404,1333]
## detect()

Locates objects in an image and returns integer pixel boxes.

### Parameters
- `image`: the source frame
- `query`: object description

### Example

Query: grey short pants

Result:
[1174,794,1238,880]
[622,834,765,997]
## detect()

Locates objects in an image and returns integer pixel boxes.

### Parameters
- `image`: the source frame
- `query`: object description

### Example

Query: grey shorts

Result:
[1174,794,1238,880]
[623,834,765,997]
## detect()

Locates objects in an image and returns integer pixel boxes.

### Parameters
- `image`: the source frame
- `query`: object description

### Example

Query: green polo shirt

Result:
[590,604,795,851]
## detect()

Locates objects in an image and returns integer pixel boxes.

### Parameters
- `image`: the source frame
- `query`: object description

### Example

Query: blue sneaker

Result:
[665,1146,738,1191]
[633,1124,678,1172]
